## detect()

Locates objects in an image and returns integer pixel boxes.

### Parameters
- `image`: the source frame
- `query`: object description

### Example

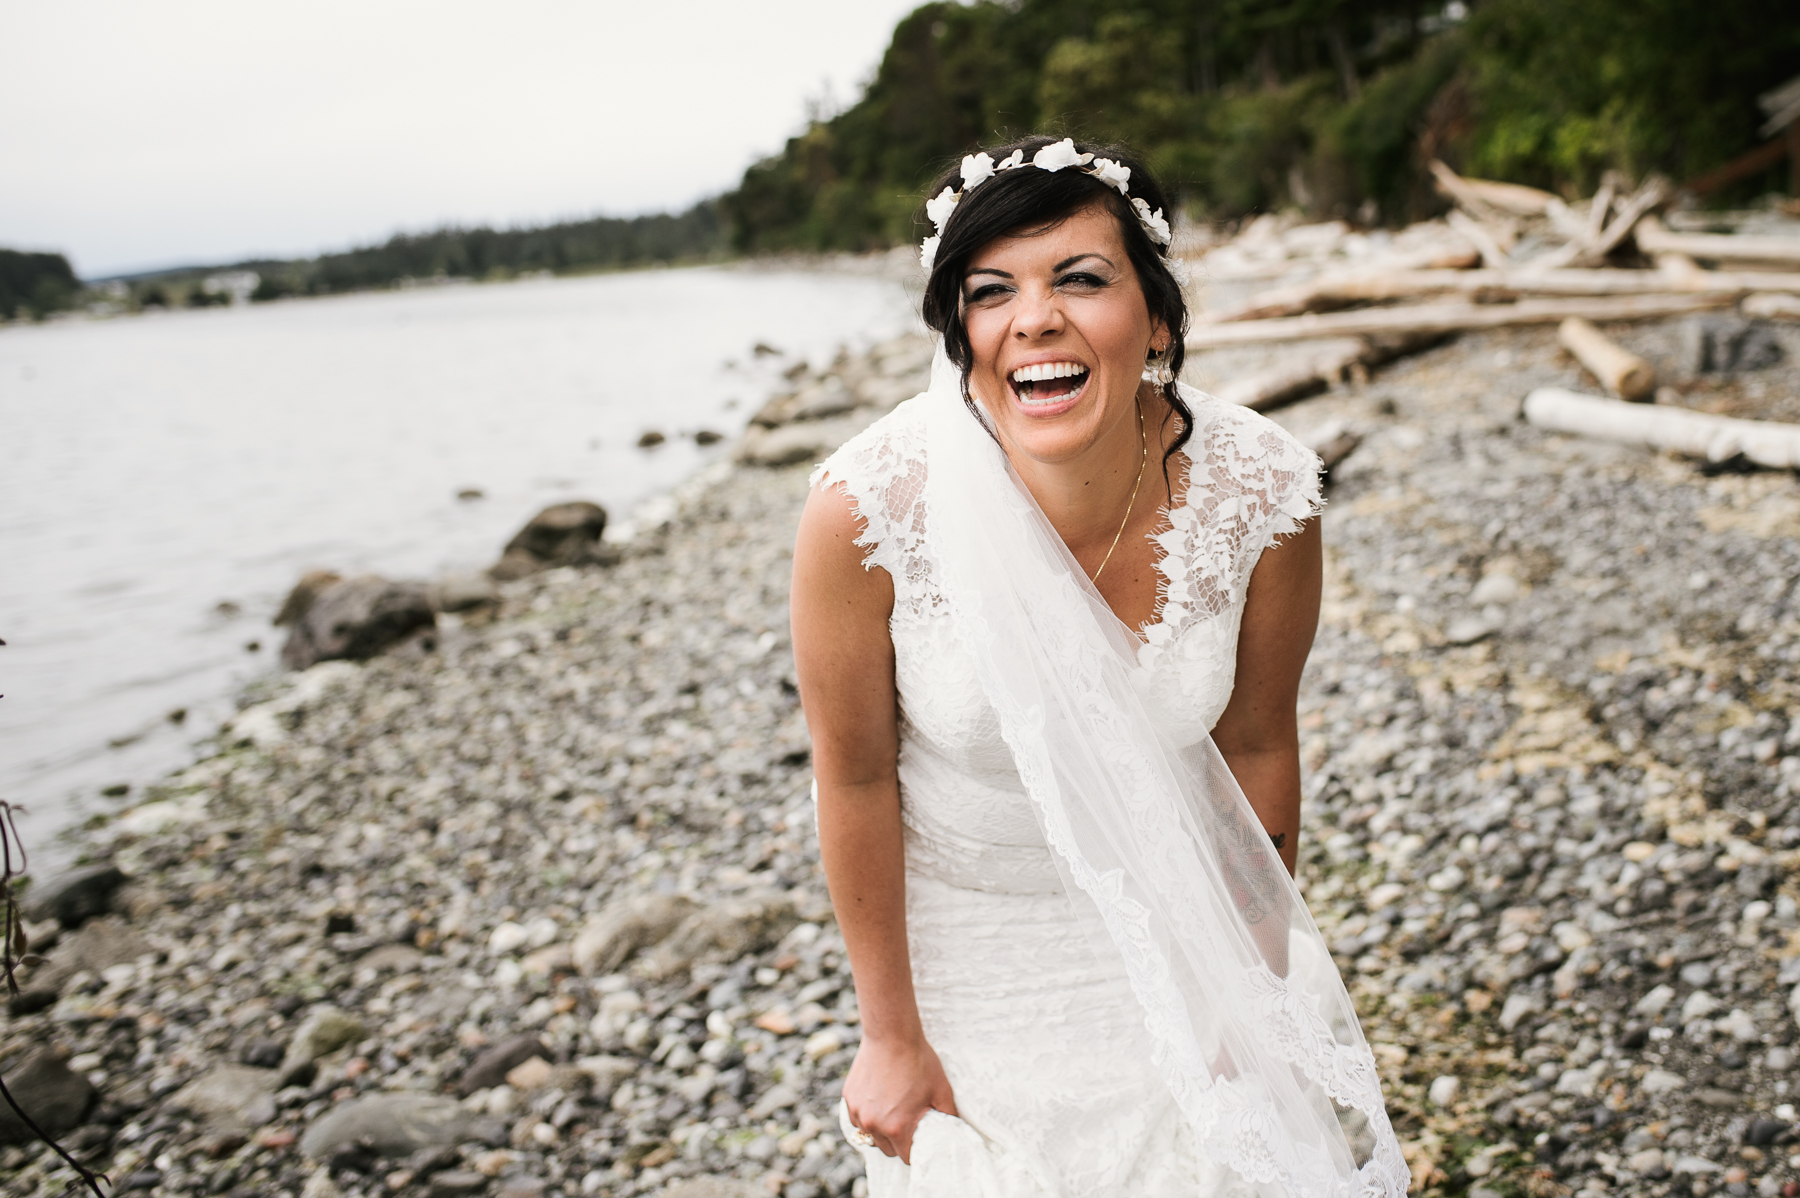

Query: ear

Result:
[1148,315,1171,355]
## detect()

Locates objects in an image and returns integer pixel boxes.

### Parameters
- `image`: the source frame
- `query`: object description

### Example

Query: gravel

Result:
[4,313,1798,1198]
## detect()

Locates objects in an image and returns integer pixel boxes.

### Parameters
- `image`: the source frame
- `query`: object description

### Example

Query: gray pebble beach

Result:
[5,311,1800,1198]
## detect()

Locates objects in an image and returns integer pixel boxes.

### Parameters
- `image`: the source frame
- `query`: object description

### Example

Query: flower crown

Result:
[920,138,1174,272]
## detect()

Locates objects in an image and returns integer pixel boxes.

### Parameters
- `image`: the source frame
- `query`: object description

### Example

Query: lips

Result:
[1009,360,1090,406]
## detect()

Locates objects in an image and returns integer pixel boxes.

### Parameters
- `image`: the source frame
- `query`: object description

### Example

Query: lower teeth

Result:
[1021,375,1085,403]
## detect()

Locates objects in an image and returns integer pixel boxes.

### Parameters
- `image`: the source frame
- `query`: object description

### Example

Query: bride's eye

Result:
[1057,271,1108,290]
[964,282,1012,304]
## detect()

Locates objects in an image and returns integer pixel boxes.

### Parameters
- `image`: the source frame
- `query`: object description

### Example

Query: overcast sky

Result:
[1,1,927,277]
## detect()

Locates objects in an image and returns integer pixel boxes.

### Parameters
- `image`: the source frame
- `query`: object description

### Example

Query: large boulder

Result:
[735,414,873,469]
[21,863,125,928]
[0,1051,95,1145]
[280,576,435,670]
[489,501,608,580]
[785,377,857,423]
[272,569,343,627]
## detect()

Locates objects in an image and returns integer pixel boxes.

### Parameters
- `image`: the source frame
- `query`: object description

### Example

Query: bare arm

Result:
[790,481,955,1162]
[1210,517,1322,877]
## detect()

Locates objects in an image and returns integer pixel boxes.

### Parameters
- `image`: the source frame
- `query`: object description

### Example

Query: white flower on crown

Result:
[1132,197,1172,246]
[1032,138,1093,172]
[918,141,1176,271]
[1091,157,1131,193]
[961,152,996,191]
[926,186,960,232]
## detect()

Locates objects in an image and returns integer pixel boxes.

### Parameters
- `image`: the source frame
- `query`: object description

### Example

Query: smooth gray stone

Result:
[733,413,872,469]
[168,1066,279,1131]
[457,1034,548,1096]
[659,1180,762,1198]
[300,1092,476,1159]
[428,1172,489,1196]
[22,864,125,928]
[281,575,435,670]
[642,890,798,979]
[491,501,609,579]
[571,893,695,976]
[0,1051,96,1145]
[786,377,857,423]
[279,1005,368,1086]
[431,574,500,615]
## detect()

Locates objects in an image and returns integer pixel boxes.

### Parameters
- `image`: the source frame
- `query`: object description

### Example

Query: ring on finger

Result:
[849,1126,876,1149]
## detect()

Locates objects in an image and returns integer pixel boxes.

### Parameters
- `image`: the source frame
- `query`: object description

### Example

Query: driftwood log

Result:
[1428,160,1559,218]
[1524,387,1800,470]
[1211,333,1442,411]
[1303,422,1363,474]
[1446,210,1513,268]
[1188,293,1732,349]
[1637,216,1800,267]
[1744,292,1800,321]
[1527,176,1671,272]
[1557,318,1655,401]
[1214,339,1367,410]
[1430,159,1671,272]
[1209,266,1800,324]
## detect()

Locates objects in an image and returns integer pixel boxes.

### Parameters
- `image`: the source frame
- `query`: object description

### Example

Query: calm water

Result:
[0,266,918,865]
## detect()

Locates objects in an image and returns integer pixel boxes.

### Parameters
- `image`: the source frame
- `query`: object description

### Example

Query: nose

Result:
[1012,281,1064,340]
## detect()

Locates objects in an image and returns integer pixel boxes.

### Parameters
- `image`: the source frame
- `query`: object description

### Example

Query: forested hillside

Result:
[0,250,80,320]
[246,202,725,300]
[723,0,1800,252]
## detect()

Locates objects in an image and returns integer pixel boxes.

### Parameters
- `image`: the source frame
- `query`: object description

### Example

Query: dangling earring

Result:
[1142,343,1175,387]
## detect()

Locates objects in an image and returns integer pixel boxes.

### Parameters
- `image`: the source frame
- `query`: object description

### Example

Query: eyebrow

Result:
[963,252,1116,282]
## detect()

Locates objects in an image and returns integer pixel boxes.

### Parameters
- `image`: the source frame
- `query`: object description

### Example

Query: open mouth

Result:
[1009,361,1090,406]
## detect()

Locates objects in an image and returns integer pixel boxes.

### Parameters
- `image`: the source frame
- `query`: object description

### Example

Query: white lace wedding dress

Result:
[813,390,1327,1197]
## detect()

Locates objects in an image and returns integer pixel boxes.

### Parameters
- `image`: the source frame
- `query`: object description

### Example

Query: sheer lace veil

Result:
[919,345,1407,1197]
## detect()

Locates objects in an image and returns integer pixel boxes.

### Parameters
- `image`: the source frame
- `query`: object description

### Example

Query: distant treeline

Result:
[247,202,726,299]
[0,250,80,320]
[722,0,1800,252]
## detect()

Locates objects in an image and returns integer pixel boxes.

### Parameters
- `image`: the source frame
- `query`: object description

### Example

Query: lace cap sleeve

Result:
[1147,396,1323,650]
[1192,397,1323,575]
[808,399,931,587]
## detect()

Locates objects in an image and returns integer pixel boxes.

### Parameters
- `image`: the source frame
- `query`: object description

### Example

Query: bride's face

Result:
[959,201,1165,465]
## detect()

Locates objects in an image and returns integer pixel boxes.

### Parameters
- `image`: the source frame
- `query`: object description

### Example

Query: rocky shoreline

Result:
[4,312,1800,1198]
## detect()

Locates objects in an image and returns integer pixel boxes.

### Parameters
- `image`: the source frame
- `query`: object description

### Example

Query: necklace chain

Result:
[1090,401,1147,583]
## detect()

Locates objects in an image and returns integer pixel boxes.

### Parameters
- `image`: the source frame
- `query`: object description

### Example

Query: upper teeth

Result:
[1011,361,1087,383]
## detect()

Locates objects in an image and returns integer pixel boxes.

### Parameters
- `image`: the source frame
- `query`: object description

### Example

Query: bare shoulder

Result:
[792,477,901,784]
[791,477,896,668]
[795,480,892,606]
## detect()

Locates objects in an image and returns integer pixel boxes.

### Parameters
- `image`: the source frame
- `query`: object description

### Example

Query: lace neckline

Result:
[1132,443,1196,645]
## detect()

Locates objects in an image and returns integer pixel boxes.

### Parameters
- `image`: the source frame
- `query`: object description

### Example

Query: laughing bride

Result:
[789,136,1404,1197]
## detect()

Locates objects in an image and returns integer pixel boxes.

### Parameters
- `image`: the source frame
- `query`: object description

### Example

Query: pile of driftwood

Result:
[1186,160,1800,470]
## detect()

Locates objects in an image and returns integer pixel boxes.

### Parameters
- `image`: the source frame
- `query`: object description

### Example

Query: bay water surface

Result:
[0,265,917,865]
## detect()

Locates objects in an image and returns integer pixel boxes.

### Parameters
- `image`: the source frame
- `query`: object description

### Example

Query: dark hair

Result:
[918,135,1192,473]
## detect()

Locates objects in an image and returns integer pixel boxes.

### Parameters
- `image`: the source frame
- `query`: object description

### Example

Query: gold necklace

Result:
[1090,400,1147,582]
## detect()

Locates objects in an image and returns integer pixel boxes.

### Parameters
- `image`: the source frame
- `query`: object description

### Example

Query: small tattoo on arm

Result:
[1269,831,1287,850]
